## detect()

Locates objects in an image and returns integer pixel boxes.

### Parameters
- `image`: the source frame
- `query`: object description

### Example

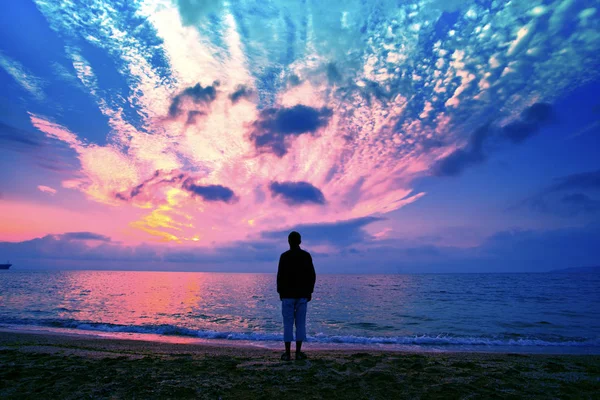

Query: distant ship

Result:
[0,261,11,270]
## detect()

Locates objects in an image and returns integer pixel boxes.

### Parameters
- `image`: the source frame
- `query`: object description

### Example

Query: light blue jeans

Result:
[282,298,308,342]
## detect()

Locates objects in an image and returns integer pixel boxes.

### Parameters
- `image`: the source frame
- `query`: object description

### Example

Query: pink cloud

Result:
[37,185,57,195]
[26,59,441,247]
[22,0,588,249]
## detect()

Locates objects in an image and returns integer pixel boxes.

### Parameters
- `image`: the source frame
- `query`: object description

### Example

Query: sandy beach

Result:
[0,331,598,399]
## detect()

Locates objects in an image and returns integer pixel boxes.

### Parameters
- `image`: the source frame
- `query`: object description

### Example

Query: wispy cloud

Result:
[516,169,600,217]
[37,185,57,195]
[13,0,599,247]
[434,103,555,177]
[0,51,45,101]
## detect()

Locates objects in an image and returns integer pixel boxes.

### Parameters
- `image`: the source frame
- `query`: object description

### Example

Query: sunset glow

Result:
[1,0,599,272]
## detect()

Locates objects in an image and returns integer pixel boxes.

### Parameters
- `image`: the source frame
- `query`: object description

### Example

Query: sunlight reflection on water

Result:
[0,271,598,352]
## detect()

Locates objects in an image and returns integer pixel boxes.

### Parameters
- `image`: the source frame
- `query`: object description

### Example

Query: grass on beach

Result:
[0,332,599,399]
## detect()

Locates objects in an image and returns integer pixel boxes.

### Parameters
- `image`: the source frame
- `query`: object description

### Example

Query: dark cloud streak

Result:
[168,82,218,118]
[515,169,600,217]
[433,123,489,176]
[0,122,44,150]
[250,105,332,157]
[262,216,384,247]
[59,232,112,242]
[561,193,600,215]
[502,103,554,143]
[434,103,555,177]
[269,181,326,205]
[2,222,598,273]
[229,85,254,103]
[548,169,600,193]
[182,178,236,203]
[115,170,235,204]
[0,122,79,173]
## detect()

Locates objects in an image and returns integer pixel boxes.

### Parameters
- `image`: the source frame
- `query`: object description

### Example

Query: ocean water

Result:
[0,271,598,353]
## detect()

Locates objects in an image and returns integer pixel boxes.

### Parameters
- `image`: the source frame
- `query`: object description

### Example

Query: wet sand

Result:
[0,331,599,399]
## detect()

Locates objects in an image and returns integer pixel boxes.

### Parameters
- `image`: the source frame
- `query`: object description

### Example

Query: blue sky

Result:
[0,0,599,272]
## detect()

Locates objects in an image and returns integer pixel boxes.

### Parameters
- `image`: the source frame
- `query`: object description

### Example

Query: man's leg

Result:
[294,298,308,358]
[281,299,294,359]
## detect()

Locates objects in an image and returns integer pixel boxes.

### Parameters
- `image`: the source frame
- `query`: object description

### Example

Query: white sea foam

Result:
[1,318,598,348]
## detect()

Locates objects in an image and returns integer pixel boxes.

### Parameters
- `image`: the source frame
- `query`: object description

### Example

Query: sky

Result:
[0,0,599,273]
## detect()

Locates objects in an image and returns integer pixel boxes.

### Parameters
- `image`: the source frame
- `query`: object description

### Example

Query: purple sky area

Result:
[1,0,599,272]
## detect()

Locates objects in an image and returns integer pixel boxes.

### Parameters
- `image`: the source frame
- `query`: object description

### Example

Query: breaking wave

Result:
[1,318,598,348]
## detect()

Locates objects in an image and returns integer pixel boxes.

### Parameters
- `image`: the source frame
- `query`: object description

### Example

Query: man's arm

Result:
[308,253,316,299]
[276,254,283,298]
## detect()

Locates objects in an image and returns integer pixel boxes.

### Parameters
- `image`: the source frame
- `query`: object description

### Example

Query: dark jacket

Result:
[277,247,316,299]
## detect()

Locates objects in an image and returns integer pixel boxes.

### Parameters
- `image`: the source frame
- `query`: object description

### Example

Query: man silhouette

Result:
[277,231,316,361]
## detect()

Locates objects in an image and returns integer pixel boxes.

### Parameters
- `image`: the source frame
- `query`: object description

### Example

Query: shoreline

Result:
[1,331,599,398]
[1,323,598,355]
[0,325,456,355]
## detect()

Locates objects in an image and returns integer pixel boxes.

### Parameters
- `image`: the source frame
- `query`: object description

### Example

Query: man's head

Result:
[288,231,301,247]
